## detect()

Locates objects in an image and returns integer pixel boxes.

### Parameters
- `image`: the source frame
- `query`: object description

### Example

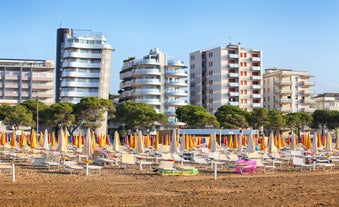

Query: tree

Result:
[312,110,332,136]
[266,109,285,135]
[20,99,48,129]
[214,105,248,129]
[284,113,300,134]
[0,103,12,121]
[249,107,269,132]
[45,102,75,130]
[70,97,115,134]
[4,105,34,130]
[176,105,219,128]
[327,110,339,130]
[114,101,165,131]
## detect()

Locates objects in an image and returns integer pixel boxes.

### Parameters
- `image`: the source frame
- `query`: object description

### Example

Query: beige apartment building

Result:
[313,93,339,110]
[189,43,263,114]
[0,59,54,105]
[263,68,316,114]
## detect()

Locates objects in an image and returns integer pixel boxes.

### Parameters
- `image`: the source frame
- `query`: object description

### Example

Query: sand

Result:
[1,164,339,207]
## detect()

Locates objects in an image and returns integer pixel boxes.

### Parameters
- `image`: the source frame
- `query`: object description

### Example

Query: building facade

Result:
[0,59,54,105]
[263,68,316,114]
[119,48,188,127]
[189,43,263,114]
[313,93,339,110]
[56,28,113,134]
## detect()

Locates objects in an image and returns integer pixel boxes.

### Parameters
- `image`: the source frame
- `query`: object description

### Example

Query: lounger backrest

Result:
[228,154,239,162]
[158,160,174,169]
[292,156,305,165]
[121,154,136,164]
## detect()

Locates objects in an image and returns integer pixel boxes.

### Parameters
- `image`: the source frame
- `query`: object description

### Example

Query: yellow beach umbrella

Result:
[20,131,27,148]
[0,131,7,147]
[326,132,332,151]
[317,133,322,148]
[30,129,37,149]
[228,135,233,148]
[260,134,266,151]
[99,134,106,148]
[154,132,159,150]
[281,135,286,148]
[10,131,16,147]
[208,133,213,149]
[77,133,83,149]
[51,132,57,147]
[145,134,151,148]
[276,134,282,149]
[91,130,96,151]
[305,133,312,150]
[38,131,43,146]
[233,134,239,149]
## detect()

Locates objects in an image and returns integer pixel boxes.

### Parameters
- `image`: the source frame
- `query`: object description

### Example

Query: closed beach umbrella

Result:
[20,131,27,148]
[51,132,57,147]
[229,135,233,148]
[326,132,332,152]
[210,132,217,153]
[82,128,93,156]
[179,132,185,152]
[42,129,49,151]
[290,132,296,151]
[154,132,159,150]
[267,132,277,154]
[237,132,243,152]
[39,131,43,146]
[169,129,177,154]
[30,129,37,149]
[260,134,267,151]
[136,130,144,154]
[112,131,120,152]
[10,131,16,148]
[57,128,67,153]
[246,130,255,153]
[311,132,318,154]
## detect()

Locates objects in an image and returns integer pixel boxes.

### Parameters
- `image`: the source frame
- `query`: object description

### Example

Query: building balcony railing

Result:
[168,60,185,67]
[229,73,239,78]
[251,66,261,71]
[228,64,239,68]
[166,90,188,97]
[252,103,262,108]
[165,70,188,77]
[252,94,261,98]
[228,82,239,87]
[300,108,316,113]
[300,81,315,87]
[274,80,292,86]
[63,51,102,59]
[252,75,261,80]
[252,84,261,89]
[278,108,293,113]
[274,89,292,94]
[228,54,239,58]
[166,99,188,106]
[275,98,293,103]
[134,88,161,96]
[251,57,261,62]
[135,98,161,105]
[299,90,316,95]
[301,99,316,104]
[229,101,239,106]
[228,92,239,96]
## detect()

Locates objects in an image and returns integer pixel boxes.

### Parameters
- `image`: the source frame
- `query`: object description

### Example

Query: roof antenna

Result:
[59,21,62,28]
[229,36,232,45]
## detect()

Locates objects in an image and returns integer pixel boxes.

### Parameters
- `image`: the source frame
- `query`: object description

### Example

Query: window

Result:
[191,64,195,69]
[209,89,213,95]
[240,71,243,76]
[190,55,195,60]
[208,70,213,76]
[209,99,213,104]
[240,62,243,67]
[244,71,247,76]
[208,61,213,67]
[244,53,247,58]
[208,80,213,85]
[244,62,247,67]
[208,52,213,58]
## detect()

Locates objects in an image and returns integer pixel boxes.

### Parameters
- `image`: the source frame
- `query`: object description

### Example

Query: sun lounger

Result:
[292,157,312,172]
[120,154,136,170]
[63,161,84,175]
[0,163,15,182]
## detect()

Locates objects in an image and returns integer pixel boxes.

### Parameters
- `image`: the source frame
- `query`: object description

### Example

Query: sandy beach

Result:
[1,164,338,207]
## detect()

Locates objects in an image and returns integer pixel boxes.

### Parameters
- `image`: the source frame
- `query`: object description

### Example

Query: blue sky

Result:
[1,0,338,94]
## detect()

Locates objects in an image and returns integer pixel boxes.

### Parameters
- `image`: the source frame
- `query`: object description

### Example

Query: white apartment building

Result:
[313,93,339,110]
[119,48,188,127]
[0,59,54,105]
[189,43,263,114]
[56,28,113,135]
[263,68,316,114]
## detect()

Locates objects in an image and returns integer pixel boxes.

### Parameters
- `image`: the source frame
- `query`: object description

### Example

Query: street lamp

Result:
[219,127,223,145]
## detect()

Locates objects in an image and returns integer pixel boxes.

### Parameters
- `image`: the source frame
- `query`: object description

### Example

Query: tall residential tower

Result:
[56,28,113,134]
[189,43,263,114]
[119,48,188,127]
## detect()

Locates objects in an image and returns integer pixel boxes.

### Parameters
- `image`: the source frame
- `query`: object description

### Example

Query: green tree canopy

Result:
[71,97,115,134]
[176,105,219,129]
[312,110,333,136]
[114,101,164,130]
[249,107,269,130]
[45,102,75,129]
[214,105,248,129]
[0,103,12,121]
[265,109,285,134]
[4,105,34,130]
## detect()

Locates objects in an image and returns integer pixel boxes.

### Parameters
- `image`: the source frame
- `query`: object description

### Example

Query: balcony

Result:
[135,98,161,105]
[135,79,161,85]
[63,62,101,68]
[299,90,315,95]
[166,99,188,106]
[275,98,292,103]
[301,99,316,104]
[275,89,292,94]
[61,82,99,88]
[229,101,239,106]
[252,103,262,108]
[252,94,261,99]
[252,75,261,80]
[274,80,292,86]
[228,54,239,58]
[229,73,239,78]
[62,71,100,78]
[63,51,102,59]
[133,69,161,76]
[251,57,261,62]
[134,88,161,96]
[300,81,315,87]
[279,108,293,113]
[166,81,187,87]
[228,82,239,87]
[252,84,261,89]
[165,109,177,116]
[165,70,188,77]
[228,64,239,68]
[166,90,188,97]
[251,66,261,71]
[168,60,185,67]
[228,92,239,96]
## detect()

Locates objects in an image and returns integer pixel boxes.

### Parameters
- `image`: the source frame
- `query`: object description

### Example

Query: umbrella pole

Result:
[214,162,217,180]
[12,164,15,182]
